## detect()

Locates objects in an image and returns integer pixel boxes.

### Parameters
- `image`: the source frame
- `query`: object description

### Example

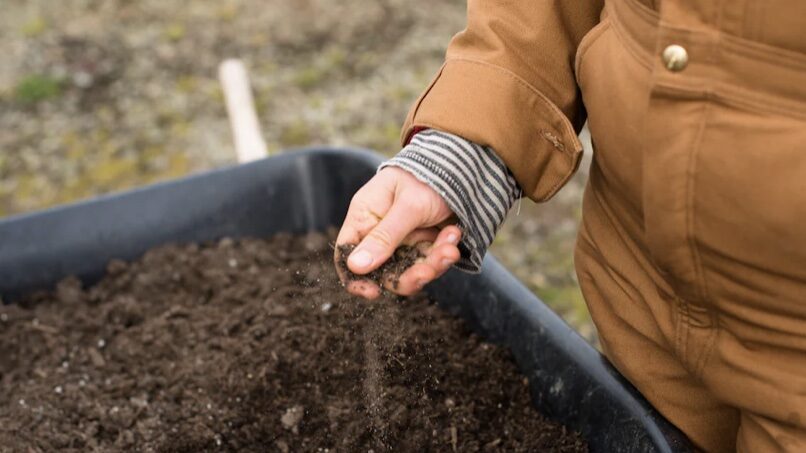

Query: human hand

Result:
[334,167,462,299]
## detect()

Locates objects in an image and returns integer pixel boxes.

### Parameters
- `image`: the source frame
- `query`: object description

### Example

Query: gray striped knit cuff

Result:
[379,129,521,273]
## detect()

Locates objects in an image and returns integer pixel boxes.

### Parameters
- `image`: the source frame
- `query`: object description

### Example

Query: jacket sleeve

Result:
[401,0,603,201]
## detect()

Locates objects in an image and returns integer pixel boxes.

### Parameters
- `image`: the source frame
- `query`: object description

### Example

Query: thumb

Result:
[348,200,422,274]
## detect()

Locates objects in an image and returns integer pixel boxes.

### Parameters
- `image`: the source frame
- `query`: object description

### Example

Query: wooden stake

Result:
[218,59,268,163]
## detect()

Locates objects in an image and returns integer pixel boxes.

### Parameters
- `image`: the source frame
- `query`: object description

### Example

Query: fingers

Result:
[428,225,463,271]
[333,240,384,300]
[386,225,462,295]
[433,224,462,249]
[346,200,423,275]
[401,227,440,246]
[345,280,382,300]
[383,261,437,295]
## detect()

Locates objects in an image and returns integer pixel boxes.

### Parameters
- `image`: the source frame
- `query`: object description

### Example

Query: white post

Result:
[218,59,269,163]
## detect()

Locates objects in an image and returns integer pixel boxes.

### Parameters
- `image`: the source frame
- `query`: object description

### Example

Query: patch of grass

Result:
[308,95,324,109]
[13,174,43,202]
[21,16,47,37]
[208,85,225,104]
[324,48,347,69]
[292,67,325,91]
[279,120,312,147]
[175,75,198,93]
[170,120,190,137]
[164,23,186,41]
[537,285,587,318]
[91,157,138,187]
[165,153,190,178]
[15,75,62,104]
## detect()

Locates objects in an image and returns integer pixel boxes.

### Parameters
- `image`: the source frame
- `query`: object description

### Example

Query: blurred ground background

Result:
[0,0,595,342]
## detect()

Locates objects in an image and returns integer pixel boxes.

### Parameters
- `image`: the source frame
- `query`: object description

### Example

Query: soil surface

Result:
[336,243,424,290]
[0,232,587,452]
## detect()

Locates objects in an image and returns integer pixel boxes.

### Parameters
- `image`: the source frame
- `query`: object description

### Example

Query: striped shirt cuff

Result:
[379,129,522,273]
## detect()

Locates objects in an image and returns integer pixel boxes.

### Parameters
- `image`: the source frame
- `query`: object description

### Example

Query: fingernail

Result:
[415,279,425,289]
[441,259,452,269]
[349,250,373,268]
[446,234,458,244]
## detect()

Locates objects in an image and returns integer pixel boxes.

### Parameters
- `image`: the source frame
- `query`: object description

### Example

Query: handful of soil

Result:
[0,233,588,452]
[336,243,425,289]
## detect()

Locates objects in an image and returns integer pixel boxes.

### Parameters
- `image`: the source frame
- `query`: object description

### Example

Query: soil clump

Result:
[336,243,424,289]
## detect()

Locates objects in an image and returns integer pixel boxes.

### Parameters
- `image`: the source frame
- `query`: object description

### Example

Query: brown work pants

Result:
[573,1,806,452]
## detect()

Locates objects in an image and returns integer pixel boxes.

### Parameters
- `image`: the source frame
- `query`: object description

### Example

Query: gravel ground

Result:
[0,0,595,342]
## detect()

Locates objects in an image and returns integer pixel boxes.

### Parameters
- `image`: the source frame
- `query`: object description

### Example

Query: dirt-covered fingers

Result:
[386,226,462,295]
[336,249,382,299]
[384,262,437,296]
[423,241,461,274]
[345,279,382,300]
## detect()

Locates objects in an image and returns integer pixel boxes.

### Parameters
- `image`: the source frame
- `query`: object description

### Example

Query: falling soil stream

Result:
[0,232,587,452]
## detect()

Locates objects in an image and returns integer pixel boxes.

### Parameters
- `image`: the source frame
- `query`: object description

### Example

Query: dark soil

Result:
[0,232,587,452]
[336,243,424,289]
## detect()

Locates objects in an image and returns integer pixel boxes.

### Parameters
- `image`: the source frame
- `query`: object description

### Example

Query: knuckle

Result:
[366,228,395,248]
[346,205,377,229]
[348,209,368,224]
[348,191,366,210]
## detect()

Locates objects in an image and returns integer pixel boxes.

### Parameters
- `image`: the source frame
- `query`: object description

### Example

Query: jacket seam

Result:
[694,314,719,378]
[653,80,806,124]
[403,64,447,145]
[608,2,654,71]
[685,99,713,305]
[719,30,806,70]
[575,19,612,86]
[713,83,806,120]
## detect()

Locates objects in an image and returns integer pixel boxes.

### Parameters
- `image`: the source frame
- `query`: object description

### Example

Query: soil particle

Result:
[280,405,305,434]
[0,232,587,452]
[336,243,425,289]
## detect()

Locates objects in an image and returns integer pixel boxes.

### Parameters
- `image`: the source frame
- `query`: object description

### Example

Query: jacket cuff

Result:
[380,130,521,273]
[401,58,584,202]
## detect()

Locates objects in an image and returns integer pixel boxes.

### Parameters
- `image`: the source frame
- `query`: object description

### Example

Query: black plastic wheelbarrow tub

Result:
[0,148,692,452]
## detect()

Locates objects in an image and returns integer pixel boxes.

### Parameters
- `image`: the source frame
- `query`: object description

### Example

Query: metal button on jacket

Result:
[662,44,689,72]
